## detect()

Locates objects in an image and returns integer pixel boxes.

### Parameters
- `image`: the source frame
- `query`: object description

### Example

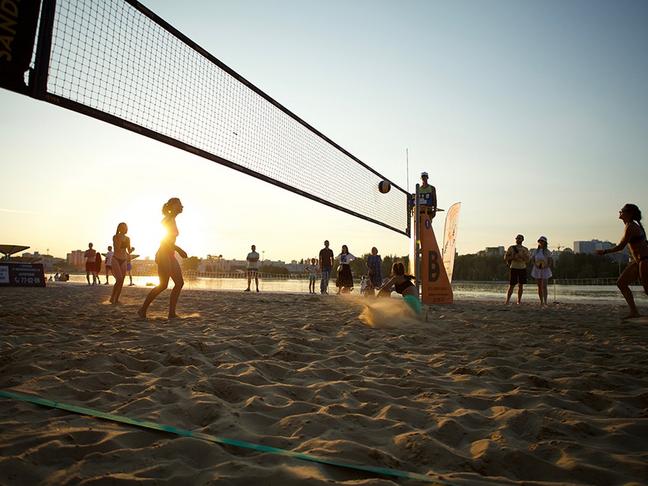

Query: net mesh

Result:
[43,0,409,234]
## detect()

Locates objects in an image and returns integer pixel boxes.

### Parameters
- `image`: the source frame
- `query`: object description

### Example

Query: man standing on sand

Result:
[504,234,530,304]
[104,245,113,284]
[245,244,260,292]
[319,240,334,294]
[84,242,97,285]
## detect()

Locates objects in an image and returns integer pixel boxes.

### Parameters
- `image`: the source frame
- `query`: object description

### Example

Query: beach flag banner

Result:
[0,0,410,236]
[418,212,453,304]
[0,262,45,287]
[0,390,452,485]
[442,202,461,283]
[409,185,453,305]
[0,0,41,93]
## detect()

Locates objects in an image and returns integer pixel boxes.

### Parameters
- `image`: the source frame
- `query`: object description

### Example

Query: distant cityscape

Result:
[15,238,630,274]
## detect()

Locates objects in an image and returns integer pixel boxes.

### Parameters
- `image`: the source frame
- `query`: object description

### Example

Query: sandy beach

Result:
[1,284,647,485]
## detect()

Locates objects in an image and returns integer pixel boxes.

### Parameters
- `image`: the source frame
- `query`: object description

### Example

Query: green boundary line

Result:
[0,390,452,484]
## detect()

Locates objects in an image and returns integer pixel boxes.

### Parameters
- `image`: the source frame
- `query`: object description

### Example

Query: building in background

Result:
[67,250,85,269]
[478,246,505,257]
[573,240,629,263]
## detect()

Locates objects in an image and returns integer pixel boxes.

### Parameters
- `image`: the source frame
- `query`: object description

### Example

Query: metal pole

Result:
[414,183,420,298]
[406,148,409,193]
[30,0,57,97]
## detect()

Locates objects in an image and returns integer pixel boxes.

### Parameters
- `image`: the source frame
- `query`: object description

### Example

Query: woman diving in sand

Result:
[597,203,648,319]
[377,262,421,315]
[138,197,187,319]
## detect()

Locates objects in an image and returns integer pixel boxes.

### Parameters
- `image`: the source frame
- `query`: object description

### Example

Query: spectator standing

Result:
[245,244,260,292]
[104,245,113,285]
[366,247,383,290]
[93,251,102,285]
[319,240,334,294]
[306,258,318,294]
[127,247,135,286]
[84,243,97,285]
[504,234,530,304]
[335,245,356,294]
[530,236,553,306]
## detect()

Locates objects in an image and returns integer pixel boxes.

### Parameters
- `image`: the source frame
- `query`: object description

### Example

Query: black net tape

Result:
[44,0,408,234]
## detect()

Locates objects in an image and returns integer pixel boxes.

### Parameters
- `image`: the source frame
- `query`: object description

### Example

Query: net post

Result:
[414,183,421,298]
[30,0,57,97]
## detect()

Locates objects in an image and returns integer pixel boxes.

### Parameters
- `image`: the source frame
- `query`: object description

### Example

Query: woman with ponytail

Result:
[597,203,648,318]
[138,197,187,319]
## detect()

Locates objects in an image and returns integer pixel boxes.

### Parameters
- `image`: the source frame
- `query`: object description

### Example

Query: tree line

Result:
[452,252,627,281]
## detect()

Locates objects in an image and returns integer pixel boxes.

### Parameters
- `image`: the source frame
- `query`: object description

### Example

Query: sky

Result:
[1,0,647,261]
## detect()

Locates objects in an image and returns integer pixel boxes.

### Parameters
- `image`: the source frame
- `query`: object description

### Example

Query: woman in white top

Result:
[530,236,553,306]
[335,245,356,294]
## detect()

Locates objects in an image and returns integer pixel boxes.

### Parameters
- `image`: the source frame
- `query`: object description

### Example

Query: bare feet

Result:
[168,313,179,319]
[137,308,147,319]
[622,312,641,320]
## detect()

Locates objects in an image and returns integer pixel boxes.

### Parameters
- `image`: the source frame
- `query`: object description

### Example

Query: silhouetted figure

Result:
[319,240,334,294]
[245,244,260,292]
[110,222,132,304]
[138,198,187,319]
[84,242,96,285]
[596,203,648,318]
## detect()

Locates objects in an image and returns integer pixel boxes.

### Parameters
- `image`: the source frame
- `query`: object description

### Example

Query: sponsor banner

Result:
[0,0,42,92]
[0,263,45,287]
[442,202,461,283]
[419,213,453,305]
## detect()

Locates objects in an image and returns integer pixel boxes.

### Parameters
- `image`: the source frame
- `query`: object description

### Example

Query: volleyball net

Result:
[1,0,410,236]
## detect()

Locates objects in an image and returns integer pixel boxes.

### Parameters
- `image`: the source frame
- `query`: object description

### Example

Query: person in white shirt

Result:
[335,245,356,294]
[104,245,114,285]
[530,236,553,306]
[245,244,260,292]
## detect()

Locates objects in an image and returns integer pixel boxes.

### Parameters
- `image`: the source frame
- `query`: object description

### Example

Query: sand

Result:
[0,284,647,485]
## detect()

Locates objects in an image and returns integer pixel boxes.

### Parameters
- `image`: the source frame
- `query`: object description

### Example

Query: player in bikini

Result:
[138,197,187,319]
[597,203,648,319]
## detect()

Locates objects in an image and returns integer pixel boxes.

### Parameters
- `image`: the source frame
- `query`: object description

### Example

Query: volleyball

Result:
[378,180,391,193]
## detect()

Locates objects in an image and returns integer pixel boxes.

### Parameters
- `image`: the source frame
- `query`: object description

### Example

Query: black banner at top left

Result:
[0,0,42,93]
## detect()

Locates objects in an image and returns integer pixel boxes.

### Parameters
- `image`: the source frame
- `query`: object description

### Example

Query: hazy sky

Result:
[2,0,647,261]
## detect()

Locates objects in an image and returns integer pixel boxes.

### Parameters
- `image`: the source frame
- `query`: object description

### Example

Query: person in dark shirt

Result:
[318,240,334,294]
[366,247,383,289]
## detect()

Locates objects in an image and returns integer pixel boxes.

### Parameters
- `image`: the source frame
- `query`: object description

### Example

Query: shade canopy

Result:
[0,245,30,258]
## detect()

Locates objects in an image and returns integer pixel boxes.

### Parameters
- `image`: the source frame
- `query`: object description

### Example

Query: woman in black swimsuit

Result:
[377,262,421,314]
[597,204,648,318]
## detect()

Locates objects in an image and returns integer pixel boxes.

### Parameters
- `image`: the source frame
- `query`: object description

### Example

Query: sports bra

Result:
[394,276,415,294]
[628,222,646,245]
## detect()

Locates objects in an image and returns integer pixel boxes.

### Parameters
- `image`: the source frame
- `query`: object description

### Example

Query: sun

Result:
[114,197,206,260]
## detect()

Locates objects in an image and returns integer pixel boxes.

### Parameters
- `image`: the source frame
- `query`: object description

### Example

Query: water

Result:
[53,274,648,304]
